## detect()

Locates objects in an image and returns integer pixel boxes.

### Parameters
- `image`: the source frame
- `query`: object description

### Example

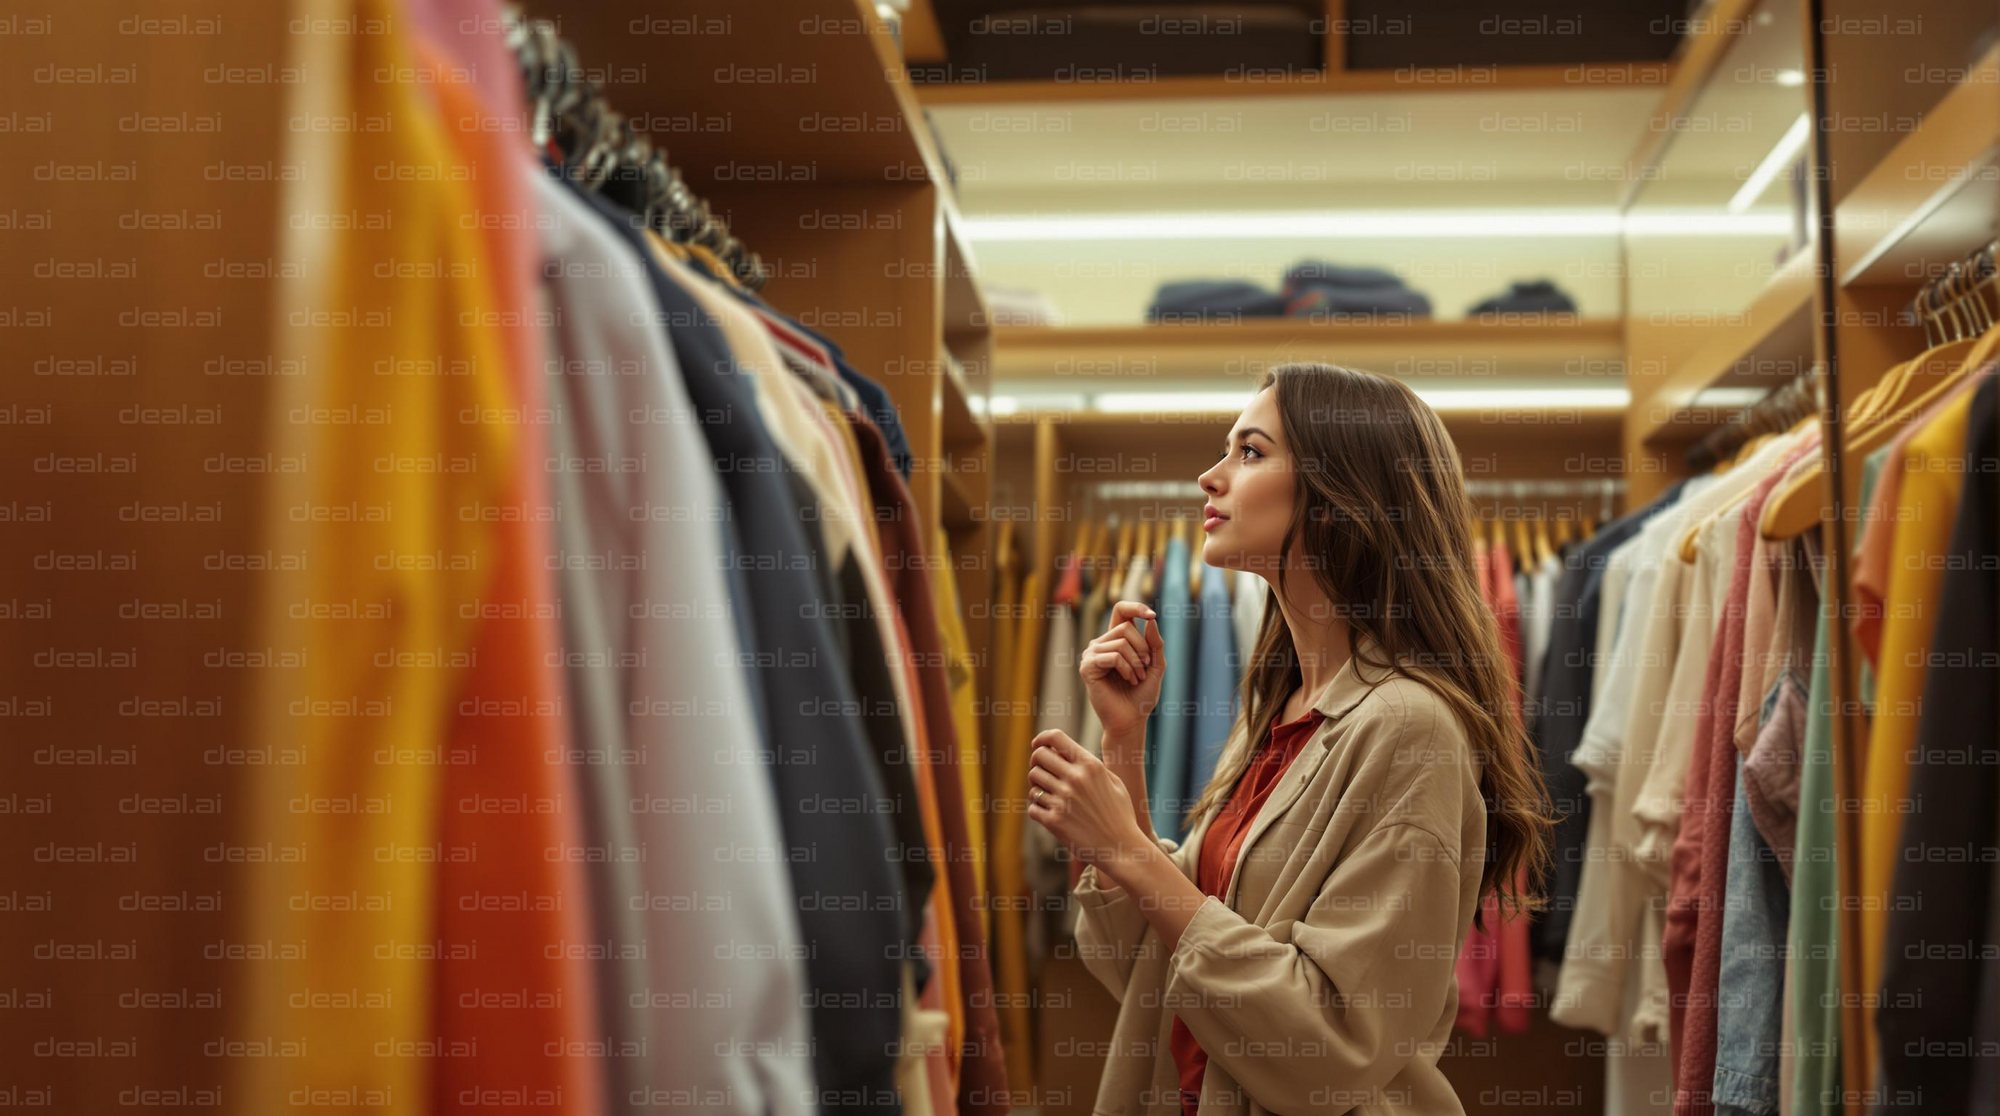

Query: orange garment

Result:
[236,2,511,1111]
[1851,372,1988,668]
[418,38,604,1116]
[1174,707,1325,1114]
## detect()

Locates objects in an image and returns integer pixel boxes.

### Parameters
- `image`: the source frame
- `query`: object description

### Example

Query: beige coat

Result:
[1072,645,1488,1116]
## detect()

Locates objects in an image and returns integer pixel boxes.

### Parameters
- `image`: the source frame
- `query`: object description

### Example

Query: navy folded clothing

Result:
[1282,259,1404,292]
[1281,258,1432,319]
[1467,279,1578,316]
[1146,279,1288,323]
[1286,285,1432,320]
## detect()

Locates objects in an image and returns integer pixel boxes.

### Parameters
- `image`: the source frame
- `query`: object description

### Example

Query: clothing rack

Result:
[1087,481,1207,499]
[1684,374,1817,474]
[1910,239,1997,345]
[504,8,769,289]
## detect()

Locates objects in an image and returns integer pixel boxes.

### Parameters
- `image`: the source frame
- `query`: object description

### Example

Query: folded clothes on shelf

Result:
[1467,279,1578,316]
[1145,278,1288,323]
[1281,258,1433,320]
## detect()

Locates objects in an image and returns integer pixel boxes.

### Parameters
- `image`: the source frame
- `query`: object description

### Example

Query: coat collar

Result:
[1181,632,1401,913]
[1306,630,1394,723]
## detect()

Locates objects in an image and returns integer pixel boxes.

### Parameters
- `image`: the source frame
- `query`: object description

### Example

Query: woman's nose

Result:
[1198,465,1223,497]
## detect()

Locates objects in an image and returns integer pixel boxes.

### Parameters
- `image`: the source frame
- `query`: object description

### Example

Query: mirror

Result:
[1624,0,1813,339]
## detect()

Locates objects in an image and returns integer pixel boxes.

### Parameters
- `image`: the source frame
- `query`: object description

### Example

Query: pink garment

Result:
[1662,626,1726,1074]
[1670,460,1802,1116]
[1456,537,1499,1036]
[1739,436,1822,885]
[1485,544,1532,1035]
[1496,864,1535,1034]
[1490,539,1525,694]
[1455,898,1503,1038]
[1455,537,1531,1035]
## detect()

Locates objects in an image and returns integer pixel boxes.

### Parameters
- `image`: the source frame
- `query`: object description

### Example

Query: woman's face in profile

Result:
[1197,386,1295,575]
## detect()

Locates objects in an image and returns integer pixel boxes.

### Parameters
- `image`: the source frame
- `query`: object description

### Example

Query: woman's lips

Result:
[1202,505,1228,533]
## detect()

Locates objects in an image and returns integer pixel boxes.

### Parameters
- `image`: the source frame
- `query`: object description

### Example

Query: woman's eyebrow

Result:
[1236,427,1273,445]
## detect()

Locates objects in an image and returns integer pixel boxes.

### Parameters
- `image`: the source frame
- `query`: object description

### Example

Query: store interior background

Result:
[6,0,1999,1112]
[904,0,1999,1110]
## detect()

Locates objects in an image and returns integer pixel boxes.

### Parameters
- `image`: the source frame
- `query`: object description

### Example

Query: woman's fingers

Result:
[1027,764,1062,795]
[1085,648,1139,686]
[1030,730,1079,775]
[1107,599,1155,629]
[1108,621,1151,667]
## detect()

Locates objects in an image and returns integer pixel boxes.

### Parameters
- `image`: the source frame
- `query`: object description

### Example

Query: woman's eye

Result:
[1239,444,1262,461]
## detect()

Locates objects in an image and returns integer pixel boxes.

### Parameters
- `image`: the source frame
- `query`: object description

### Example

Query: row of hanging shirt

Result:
[990,513,1267,1071]
[1457,511,1602,1042]
[1525,314,2000,1116]
[230,6,1008,1116]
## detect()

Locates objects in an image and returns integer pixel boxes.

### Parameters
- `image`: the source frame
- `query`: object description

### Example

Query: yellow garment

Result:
[932,528,988,945]
[239,2,511,1112]
[992,570,1046,1096]
[994,560,1019,756]
[1857,385,1977,1093]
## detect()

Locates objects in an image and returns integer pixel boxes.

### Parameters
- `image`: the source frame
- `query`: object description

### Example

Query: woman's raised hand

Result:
[1080,599,1166,740]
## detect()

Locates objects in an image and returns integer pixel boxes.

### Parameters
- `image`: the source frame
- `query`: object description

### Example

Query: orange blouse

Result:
[1172,706,1327,1115]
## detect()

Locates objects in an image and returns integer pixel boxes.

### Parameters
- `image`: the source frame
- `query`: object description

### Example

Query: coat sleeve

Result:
[1162,820,1467,1113]
[1071,834,1192,1001]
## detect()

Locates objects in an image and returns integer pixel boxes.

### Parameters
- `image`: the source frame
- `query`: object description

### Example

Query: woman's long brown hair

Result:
[1179,362,1554,926]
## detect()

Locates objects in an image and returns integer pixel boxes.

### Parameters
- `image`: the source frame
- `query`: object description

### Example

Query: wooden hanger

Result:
[1533,512,1555,566]
[1145,517,1170,598]
[1579,513,1597,540]
[644,227,693,263]
[686,241,746,291]
[1183,517,1203,597]
[1113,517,1135,575]
[1132,520,1153,590]
[1678,414,1816,561]
[1553,517,1573,550]
[1188,542,1205,599]
[1086,515,1117,611]
[996,519,1017,575]
[1762,251,1997,540]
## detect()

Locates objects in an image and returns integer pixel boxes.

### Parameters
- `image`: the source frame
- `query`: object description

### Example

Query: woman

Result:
[1026,362,1553,1116]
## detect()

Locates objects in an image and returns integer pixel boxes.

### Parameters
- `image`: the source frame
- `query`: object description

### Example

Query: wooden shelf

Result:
[911,64,1669,106]
[941,198,989,331]
[941,356,987,451]
[940,468,976,532]
[996,317,1624,382]
[537,0,948,188]
[1618,0,1765,206]
[1836,41,2000,288]
[1635,252,1816,446]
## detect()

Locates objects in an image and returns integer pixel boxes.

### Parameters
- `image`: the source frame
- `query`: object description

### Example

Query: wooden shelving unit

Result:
[1633,253,1817,447]
[1835,41,2000,289]
[902,0,1670,105]
[910,64,1672,105]
[1618,0,1769,205]
[996,317,1625,382]
[538,0,994,585]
